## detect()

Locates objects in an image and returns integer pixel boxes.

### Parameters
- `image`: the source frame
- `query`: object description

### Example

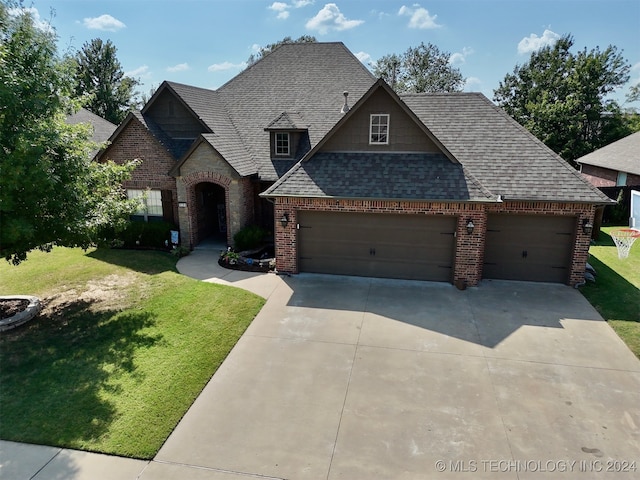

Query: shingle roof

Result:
[265,112,309,130]
[576,131,640,176]
[401,93,611,203]
[264,152,496,202]
[66,108,116,145]
[216,42,376,181]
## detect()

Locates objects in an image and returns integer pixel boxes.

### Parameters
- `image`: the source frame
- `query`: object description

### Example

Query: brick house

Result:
[97,42,611,287]
[577,131,640,188]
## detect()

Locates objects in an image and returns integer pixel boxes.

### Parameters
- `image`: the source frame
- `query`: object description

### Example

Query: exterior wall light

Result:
[466,219,475,235]
[280,213,289,228]
[582,218,593,235]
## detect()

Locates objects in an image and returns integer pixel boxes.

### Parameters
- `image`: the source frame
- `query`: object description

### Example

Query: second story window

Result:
[275,132,290,156]
[370,114,389,145]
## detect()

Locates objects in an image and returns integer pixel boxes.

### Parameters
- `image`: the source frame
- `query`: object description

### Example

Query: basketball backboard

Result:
[631,189,640,230]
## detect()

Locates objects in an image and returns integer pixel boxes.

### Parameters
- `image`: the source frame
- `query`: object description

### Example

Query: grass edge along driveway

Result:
[580,226,640,359]
[0,247,265,459]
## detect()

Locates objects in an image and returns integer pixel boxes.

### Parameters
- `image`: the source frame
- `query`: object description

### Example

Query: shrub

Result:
[233,225,269,252]
[117,221,177,249]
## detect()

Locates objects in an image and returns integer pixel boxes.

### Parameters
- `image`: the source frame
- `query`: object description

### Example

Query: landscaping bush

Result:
[233,225,270,251]
[117,221,177,249]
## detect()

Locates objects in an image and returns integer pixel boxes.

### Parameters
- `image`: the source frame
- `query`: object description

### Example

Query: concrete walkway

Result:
[2,248,639,479]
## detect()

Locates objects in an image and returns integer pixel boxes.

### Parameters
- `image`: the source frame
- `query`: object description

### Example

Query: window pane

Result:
[146,190,163,216]
[275,132,289,155]
[370,114,389,144]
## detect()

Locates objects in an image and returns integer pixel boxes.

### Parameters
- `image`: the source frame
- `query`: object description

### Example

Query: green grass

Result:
[0,247,264,459]
[580,226,640,359]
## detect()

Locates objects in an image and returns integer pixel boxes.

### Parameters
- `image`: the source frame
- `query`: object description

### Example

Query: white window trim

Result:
[275,132,290,156]
[369,114,389,145]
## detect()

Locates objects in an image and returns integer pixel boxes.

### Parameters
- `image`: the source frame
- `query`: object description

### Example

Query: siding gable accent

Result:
[141,81,213,135]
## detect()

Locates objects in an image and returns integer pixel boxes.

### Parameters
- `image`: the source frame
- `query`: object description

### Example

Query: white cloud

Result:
[398,4,441,29]
[125,65,151,79]
[8,7,53,32]
[464,77,482,91]
[269,1,311,19]
[517,29,560,54]
[167,63,189,73]
[355,51,372,65]
[306,3,364,34]
[269,2,290,19]
[83,14,126,32]
[208,61,246,72]
[449,47,474,65]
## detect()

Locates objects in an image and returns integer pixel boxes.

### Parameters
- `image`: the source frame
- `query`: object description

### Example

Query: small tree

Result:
[494,34,632,164]
[373,42,465,93]
[0,4,138,264]
[74,38,139,124]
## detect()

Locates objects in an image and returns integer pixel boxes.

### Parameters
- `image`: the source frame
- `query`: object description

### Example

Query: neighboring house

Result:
[577,131,640,188]
[98,42,611,287]
[66,107,117,156]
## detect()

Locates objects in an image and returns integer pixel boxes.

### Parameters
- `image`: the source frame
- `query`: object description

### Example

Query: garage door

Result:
[298,212,456,281]
[483,215,575,283]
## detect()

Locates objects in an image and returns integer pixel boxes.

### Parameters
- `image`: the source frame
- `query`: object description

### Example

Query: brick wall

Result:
[579,165,640,187]
[100,117,179,224]
[175,141,255,248]
[273,197,594,287]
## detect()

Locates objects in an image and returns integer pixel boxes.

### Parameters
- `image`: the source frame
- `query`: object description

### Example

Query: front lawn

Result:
[580,226,640,359]
[0,247,264,459]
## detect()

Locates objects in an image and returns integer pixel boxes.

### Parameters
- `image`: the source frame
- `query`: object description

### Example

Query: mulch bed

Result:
[218,257,274,273]
[0,299,29,320]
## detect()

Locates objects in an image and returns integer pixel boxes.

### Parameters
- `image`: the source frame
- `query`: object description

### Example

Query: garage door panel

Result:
[484,215,575,283]
[298,212,455,282]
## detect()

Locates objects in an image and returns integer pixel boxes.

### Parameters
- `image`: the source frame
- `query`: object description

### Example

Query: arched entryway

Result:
[192,182,227,245]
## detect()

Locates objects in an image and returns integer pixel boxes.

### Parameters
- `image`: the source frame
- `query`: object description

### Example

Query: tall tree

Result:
[373,43,465,93]
[246,35,316,66]
[74,38,138,124]
[494,34,631,164]
[0,4,138,264]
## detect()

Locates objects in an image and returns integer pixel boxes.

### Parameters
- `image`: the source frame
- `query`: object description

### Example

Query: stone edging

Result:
[0,295,41,332]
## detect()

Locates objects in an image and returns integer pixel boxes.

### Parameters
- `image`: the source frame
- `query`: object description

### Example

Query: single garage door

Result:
[298,211,456,281]
[483,215,575,283]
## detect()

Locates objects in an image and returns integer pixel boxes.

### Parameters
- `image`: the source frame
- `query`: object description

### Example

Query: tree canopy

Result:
[73,38,139,124]
[0,4,138,264]
[246,35,317,66]
[373,42,465,93]
[493,34,632,164]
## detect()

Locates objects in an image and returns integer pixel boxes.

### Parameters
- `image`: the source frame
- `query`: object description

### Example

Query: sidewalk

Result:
[0,245,285,480]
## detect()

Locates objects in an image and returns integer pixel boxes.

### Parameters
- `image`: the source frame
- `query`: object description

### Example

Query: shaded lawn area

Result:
[0,247,265,459]
[580,227,640,359]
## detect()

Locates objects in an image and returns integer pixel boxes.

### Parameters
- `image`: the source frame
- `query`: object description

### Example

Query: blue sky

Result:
[19,0,640,106]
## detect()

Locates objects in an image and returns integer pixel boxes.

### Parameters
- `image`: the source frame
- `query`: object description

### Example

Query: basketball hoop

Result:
[610,229,640,259]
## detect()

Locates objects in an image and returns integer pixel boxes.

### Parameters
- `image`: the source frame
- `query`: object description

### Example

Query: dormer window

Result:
[275,132,290,156]
[370,114,389,145]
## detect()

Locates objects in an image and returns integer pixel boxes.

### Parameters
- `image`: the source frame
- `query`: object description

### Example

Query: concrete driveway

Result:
[152,274,640,480]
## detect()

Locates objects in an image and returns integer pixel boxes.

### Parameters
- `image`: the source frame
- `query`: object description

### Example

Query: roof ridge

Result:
[461,165,497,199]
[164,80,215,92]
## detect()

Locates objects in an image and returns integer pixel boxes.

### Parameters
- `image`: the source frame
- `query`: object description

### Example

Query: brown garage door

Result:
[483,215,575,283]
[298,211,456,281]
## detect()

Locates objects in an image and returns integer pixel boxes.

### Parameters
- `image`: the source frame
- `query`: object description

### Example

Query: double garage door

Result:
[297,211,576,284]
[297,212,456,282]
[483,214,575,283]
